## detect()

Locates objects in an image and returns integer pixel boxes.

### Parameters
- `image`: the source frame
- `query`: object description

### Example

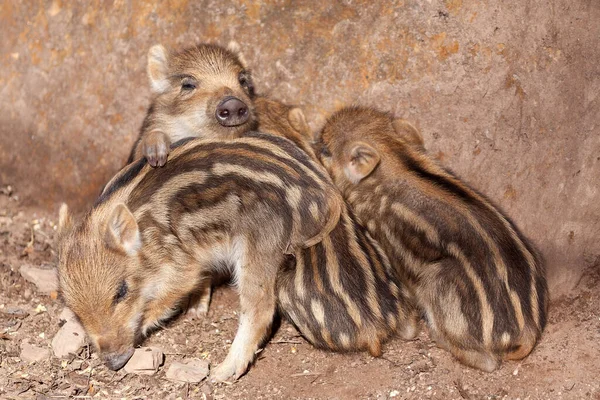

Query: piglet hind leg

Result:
[185,278,212,319]
[211,255,279,382]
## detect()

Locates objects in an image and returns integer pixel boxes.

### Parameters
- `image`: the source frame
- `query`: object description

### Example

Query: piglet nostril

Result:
[215,97,250,127]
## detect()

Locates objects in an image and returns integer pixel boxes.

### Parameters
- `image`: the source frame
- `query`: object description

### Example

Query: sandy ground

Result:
[0,187,598,400]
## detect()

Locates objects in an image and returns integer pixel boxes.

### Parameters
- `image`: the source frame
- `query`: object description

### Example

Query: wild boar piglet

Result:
[315,107,548,372]
[255,97,420,356]
[57,132,342,382]
[129,42,256,166]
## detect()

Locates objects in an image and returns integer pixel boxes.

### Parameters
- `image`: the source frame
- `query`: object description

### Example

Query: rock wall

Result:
[1,0,598,298]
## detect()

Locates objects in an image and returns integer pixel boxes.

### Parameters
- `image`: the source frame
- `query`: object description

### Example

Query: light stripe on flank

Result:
[530,276,541,329]
[294,251,307,300]
[362,229,390,283]
[441,287,469,339]
[459,209,525,331]
[387,312,397,329]
[342,211,382,320]
[379,195,389,215]
[322,236,363,328]
[296,302,310,324]
[309,201,320,221]
[311,299,335,349]
[381,223,424,276]
[321,328,336,349]
[347,190,360,205]
[388,281,400,299]
[389,202,440,246]
[353,201,374,218]
[339,333,351,349]
[495,218,541,329]
[279,288,292,307]
[447,243,494,347]
[367,220,377,233]
[418,157,540,330]
[311,299,326,327]
[285,185,303,245]
[212,163,286,188]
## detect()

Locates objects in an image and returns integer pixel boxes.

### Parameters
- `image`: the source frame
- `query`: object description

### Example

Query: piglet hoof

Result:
[210,358,249,383]
[185,304,209,320]
[144,144,169,167]
[142,132,170,167]
[210,362,237,383]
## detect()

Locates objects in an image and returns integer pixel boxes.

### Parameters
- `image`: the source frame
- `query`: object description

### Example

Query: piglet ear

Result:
[227,41,248,68]
[344,142,381,184]
[147,44,170,94]
[288,107,310,135]
[105,203,141,256]
[57,203,73,238]
[392,118,424,149]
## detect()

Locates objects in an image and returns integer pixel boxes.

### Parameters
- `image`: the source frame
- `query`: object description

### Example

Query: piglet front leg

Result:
[211,255,279,382]
[142,130,171,167]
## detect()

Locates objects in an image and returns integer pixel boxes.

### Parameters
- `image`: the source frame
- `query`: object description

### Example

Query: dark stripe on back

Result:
[393,147,478,207]
[171,136,198,149]
[103,136,327,210]
[94,158,146,207]
[126,141,323,212]
[245,131,330,182]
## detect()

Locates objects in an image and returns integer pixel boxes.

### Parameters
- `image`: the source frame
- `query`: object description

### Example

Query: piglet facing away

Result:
[255,97,420,357]
[315,107,548,372]
[56,133,342,382]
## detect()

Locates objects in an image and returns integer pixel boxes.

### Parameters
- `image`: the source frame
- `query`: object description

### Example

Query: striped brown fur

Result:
[57,133,342,382]
[255,97,419,356]
[315,107,548,372]
[128,42,257,166]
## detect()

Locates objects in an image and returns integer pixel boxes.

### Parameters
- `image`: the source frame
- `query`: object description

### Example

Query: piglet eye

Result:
[114,280,128,304]
[321,146,332,157]
[181,77,197,92]
[238,71,254,96]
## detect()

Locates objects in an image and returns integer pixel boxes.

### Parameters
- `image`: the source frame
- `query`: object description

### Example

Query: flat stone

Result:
[123,347,164,375]
[165,358,210,383]
[52,310,86,358]
[20,341,50,362]
[19,264,58,294]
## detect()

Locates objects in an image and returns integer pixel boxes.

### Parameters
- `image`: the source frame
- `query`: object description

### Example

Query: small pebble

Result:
[19,264,59,294]
[52,308,86,358]
[20,341,50,362]
[35,304,47,313]
[123,347,164,375]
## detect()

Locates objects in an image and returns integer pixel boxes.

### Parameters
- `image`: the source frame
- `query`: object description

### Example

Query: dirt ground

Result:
[0,187,598,400]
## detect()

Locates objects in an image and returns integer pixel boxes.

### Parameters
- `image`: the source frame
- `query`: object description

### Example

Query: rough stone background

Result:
[0,0,598,299]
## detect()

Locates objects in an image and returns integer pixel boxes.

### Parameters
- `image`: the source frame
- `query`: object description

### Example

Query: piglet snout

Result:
[216,96,249,127]
[103,347,135,371]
